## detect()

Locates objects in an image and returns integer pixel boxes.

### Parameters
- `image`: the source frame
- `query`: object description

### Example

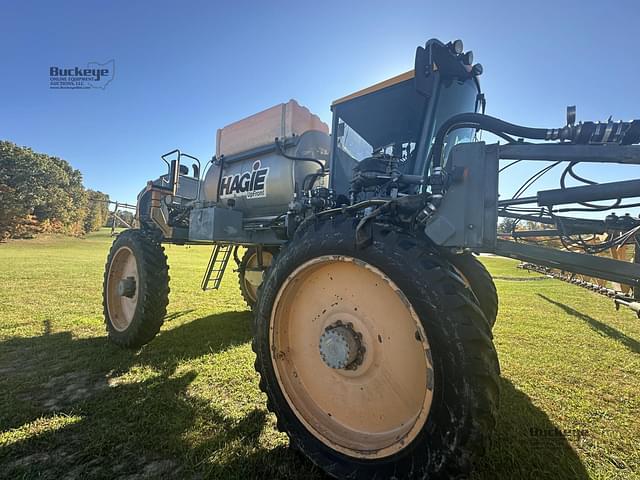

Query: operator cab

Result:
[329,39,483,199]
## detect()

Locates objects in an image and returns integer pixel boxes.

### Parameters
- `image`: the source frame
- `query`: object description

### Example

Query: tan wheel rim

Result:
[270,255,433,458]
[106,246,139,331]
[243,251,273,303]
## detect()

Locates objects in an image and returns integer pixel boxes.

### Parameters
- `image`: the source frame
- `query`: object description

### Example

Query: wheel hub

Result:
[117,276,136,298]
[318,321,365,370]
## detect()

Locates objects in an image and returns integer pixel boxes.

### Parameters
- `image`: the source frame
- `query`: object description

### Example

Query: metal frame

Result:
[494,239,640,287]
[488,143,640,289]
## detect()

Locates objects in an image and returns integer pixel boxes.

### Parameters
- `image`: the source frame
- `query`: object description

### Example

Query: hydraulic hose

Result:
[275,138,326,172]
[419,113,556,224]
[430,113,640,170]
[430,113,549,169]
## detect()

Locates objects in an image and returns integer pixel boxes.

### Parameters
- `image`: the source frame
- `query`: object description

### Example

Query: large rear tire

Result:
[450,254,499,328]
[103,229,169,348]
[253,217,500,479]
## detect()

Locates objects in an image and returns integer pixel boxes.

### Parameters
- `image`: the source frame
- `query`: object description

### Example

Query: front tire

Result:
[253,218,500,479]
[103,229,169,348]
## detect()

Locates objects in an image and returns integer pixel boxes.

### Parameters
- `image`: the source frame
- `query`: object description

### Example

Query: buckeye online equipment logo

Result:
[220,160,269,199]
[49,60,114,90]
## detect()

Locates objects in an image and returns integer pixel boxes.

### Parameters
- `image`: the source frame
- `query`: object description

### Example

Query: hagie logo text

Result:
[220,160,269,199]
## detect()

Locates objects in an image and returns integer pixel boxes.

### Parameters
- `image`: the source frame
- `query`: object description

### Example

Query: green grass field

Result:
[1,230,639,479]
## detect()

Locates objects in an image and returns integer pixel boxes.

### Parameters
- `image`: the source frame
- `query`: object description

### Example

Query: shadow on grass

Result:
[0,310,254,430]
[474,379,589,480]
[538,293,640,354]
[163,309,196,323]
[0,310,587,479]
[0,309,324,479]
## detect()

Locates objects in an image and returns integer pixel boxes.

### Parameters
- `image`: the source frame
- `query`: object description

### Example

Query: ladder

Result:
[201,244,233,291]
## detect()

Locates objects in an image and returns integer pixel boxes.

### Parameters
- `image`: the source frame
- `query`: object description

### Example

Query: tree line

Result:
[0,140,111,240]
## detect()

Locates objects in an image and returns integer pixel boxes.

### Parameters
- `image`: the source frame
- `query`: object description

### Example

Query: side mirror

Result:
[192,163,200,179]
[414,45,435,97]
[179,164,189,175]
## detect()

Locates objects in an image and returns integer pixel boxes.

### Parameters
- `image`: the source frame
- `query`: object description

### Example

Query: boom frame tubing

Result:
[453,142,640,288]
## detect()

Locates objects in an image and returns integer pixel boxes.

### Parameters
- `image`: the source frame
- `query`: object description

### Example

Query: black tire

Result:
[449,254,499,328]
[238,247,278,308]
[253,217,500,479]
[103,229,170,348]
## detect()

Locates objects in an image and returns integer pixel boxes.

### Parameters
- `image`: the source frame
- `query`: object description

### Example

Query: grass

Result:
[0,229,639,479]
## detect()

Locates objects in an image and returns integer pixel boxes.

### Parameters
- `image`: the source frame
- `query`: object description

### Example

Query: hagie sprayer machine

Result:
[102,38,640,479]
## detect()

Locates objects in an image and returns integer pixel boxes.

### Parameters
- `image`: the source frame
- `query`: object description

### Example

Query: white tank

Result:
[203,101,330,218]
[216,99,328,158]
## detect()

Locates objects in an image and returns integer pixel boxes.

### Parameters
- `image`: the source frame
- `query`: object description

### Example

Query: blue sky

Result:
[2,0,640,207]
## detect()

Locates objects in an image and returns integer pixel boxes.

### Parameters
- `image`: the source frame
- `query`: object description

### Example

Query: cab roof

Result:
[331,69,427,148]
[332,70,415,107]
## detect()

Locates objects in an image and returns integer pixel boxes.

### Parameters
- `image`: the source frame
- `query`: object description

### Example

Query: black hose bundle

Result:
[429,113,550,169]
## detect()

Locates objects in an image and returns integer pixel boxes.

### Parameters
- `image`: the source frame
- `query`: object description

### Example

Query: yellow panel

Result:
[332,70,415,107]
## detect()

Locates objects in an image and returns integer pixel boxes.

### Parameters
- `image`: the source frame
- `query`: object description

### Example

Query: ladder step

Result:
[201,244,234,291]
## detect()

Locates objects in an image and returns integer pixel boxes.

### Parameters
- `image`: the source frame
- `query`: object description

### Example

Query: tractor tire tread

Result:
[102,229,169,348]
[449,253,499,328]
[252,216,499,479]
